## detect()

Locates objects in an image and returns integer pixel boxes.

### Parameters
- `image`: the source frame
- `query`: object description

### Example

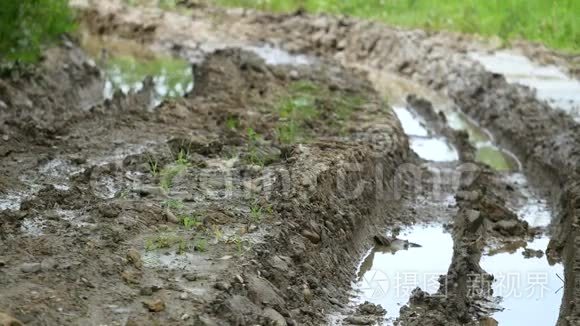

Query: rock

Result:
[40,258,57,271]
[143,299,165,312]
[343,315,374,325]
[302,284,312,303]
[373,234,392,246]
[357,301,386,315]
[263,307,287,326]
[0,260,5,267]
[99,203,121,218]
[522,248,544,259]
[183,273,197,281]
[165,208,179,223]
[479,317,499,326]
[301,230,321,244]
[0,312,23,326]
[193,315,219,326]
[289,70,299,80]
[20,263,41,273]
[214,281,231,292]
[465,209,483,232]
[246,274,285,306]
[494,220,527,236]
[121,269,141,284]
[127,248,143,269]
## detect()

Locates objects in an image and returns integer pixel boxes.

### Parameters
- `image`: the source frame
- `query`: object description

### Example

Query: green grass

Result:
[217,0,580,52]
[0,1,76,63]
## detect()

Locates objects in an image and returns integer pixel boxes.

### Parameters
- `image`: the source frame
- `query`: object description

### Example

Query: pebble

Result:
[20,263,41,273]
[127,248,143,270]
[301,230,321,244]
[0,312,23,326]
[143,299,165,312]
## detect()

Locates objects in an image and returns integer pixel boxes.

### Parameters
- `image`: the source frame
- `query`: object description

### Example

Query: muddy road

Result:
[1,1,580,325]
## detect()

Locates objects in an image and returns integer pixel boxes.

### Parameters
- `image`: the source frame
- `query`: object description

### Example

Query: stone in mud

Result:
[301,229,321,244]
[479,317,499,326]
[98,202,121,218]
[121,269,142,284]
[0,312,22,326]
[465,209,484,233]
[522,248,544,259]
[246,274,285,306]
[214,281,231,292]
[343,315,375,325]
[357,301,386,315]
[373,234,392,246]
[126,248,143,269]
[193,315,220,326]
[262,307,287,326]
[19,263,41,273]
[143,298,165,312]
[493,219,527,236]
[164,208,179,224]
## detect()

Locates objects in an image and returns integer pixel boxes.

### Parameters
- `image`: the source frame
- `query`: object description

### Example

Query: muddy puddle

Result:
[482,237,563,325]
[393,106,458,162]
[352,225,453,323]
[80,30,193,106]
[470,51,580,121]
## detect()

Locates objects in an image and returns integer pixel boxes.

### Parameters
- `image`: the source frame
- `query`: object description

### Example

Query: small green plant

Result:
[176,149,189,166]
[194,238,208,252]
[250,202,263,223]
[145,233,180,251]
[160,164,187,190]
[177,238,188,254]
[148,156,160,177]
[226,115,239,131]
[181,214,201,230]
[212,226,223,242]
[232,236,245,255]
[163,198,184,210]
[245,128,266,166]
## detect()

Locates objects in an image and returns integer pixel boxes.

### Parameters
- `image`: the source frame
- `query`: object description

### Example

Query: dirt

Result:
[1,0,579,325]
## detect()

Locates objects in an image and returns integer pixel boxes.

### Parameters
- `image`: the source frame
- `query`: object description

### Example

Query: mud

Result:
[1,0,579,325]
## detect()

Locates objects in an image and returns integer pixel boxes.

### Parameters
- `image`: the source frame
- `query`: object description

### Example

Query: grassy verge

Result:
[0,1,76,63]
[217,0,579,53]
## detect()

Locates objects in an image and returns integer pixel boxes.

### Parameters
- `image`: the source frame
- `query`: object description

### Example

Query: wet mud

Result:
[1,0,579,325]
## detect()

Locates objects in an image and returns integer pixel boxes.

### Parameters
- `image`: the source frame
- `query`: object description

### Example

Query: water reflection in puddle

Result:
[482,237,563,326]
[393,106,428,137]
[446,110,521,171]
[393,106,458,162]
[80,30,193,107]
[470,51,580,121]
[354,225,453,321]
[409,138,459,162]
[104,56,193,106]
[245,45,311,66]
[475,144,521,172]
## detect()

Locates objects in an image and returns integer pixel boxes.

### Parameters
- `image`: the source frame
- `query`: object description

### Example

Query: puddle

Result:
[482,237,563,325]
[103,55,193,106]
[80,30,193,107]
[470,52,580,121]
[447,111,492,143]
[409,137,459,162]
[392,106,458,162]
[392,106,429,137]
[245,45,311,66]
[475,144,521,172]
[446,110,521,171]
[353,225,454,322]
